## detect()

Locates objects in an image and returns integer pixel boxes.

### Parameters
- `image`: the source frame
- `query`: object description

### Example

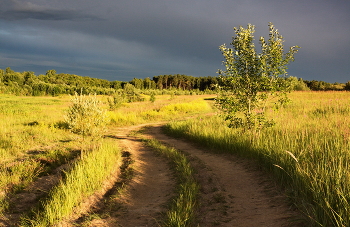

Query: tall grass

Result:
[165,91,350,226]
[0,95,82,214]
[0,94,122,226]
[146,139,199,227]
[21,139,121,226]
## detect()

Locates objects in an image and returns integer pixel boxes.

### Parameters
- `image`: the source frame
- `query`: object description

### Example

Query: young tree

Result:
[216,23,299,130]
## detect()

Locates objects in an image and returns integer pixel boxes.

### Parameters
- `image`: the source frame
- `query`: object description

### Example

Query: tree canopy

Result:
[216,23,300,130]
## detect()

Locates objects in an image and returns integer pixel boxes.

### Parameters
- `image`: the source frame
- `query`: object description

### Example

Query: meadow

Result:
[0,93,212,226]
[165,91,350,226]
[0,91,349,226]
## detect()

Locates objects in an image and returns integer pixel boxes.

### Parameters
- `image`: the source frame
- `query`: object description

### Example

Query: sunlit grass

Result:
[107,95,214,126]
[0,95,81,214]
[165,91,350,227]
[21,139,121,226]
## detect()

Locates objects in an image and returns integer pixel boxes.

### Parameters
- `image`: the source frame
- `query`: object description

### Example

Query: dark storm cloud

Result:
[0,0,101,21]
[0,0,350,82]
[0,9,101,21]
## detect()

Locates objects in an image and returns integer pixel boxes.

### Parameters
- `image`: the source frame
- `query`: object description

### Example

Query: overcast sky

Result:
[1,0,349,83]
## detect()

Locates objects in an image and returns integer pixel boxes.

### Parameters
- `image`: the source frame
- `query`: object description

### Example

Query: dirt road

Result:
[94,123,304,226]
[0,123,305,226]
[145,125,304,226]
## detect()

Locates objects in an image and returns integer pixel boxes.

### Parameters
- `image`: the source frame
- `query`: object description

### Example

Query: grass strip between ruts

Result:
[145,138,199,227]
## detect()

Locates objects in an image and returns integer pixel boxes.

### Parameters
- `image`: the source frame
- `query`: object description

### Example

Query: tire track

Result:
[85,125,176,227]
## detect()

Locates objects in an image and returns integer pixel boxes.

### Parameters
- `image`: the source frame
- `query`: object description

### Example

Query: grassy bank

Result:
[21,139,121,226]
[165,91,350,226]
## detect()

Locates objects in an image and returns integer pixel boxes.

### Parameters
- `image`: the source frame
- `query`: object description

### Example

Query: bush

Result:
[108,92,127,110]
[149,93,156,103]
[345,81,350,91]
[64,93,107,136]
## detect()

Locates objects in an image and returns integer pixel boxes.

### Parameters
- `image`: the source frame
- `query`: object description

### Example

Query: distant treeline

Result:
[0,67,349,96]
[287,76,350,91]
[0,68,218,96]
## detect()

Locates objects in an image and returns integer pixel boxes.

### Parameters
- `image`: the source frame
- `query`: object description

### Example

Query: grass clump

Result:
[145,139,199,227]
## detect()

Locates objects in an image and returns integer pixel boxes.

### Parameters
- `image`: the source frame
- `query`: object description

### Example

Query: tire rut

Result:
[87,125,176,227]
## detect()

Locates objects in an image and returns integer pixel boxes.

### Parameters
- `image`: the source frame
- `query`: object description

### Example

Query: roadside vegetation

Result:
[165,91,350,226]
[0,95,78,215]
[216,22,299,130]
[2,22,348,226]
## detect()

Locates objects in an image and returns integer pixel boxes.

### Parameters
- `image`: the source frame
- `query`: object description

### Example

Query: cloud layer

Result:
[0,0,349,82]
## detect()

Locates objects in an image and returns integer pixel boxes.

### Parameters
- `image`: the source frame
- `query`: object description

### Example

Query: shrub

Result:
[149,93,156,103]
[108,92,127,110]
[64,93,107,136]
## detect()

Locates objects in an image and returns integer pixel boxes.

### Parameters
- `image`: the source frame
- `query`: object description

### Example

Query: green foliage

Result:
[287,76,310,91]
[153,74,218,91]
[0,67,347,98]
[305,80,346,91]
[107,86,146,110]
[217,23,299,130]
[123,83,145,102]
[149,92,156,103]
[0,67,120,96]
[130,78,143,89]
[107,91,127,110]
[64,93,107,136]
[344,81,350,91]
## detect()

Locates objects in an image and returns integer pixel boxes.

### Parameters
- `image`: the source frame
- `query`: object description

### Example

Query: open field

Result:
[0,91,348,226]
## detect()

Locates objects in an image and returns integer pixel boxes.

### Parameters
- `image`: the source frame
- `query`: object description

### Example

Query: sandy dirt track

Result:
[92,123,305,226]
[0,123,305,226]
